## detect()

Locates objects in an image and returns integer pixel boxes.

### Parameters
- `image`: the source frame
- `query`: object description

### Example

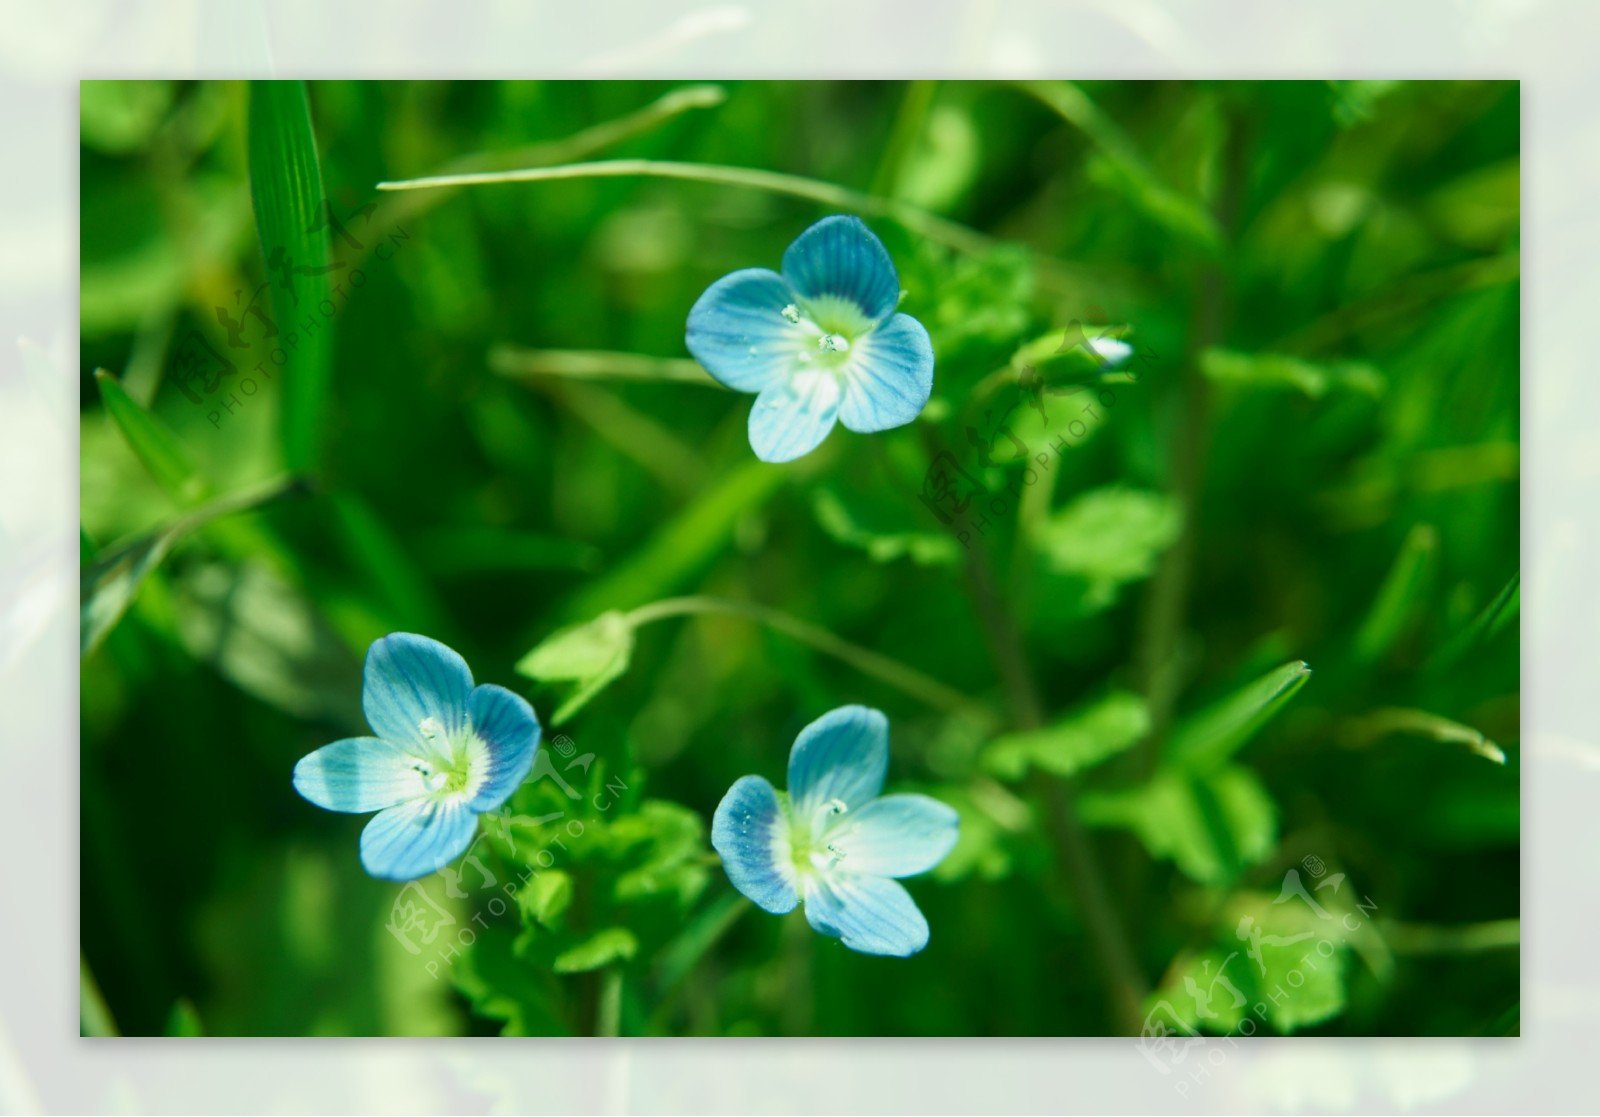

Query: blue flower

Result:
[686,216,935,463]
[292,633,540,881]
[711,705,958,957]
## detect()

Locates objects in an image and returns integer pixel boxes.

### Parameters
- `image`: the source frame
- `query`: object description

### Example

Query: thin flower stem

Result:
[960,541,1149,1036]
[624,595,998,728]
[378,158,997,256]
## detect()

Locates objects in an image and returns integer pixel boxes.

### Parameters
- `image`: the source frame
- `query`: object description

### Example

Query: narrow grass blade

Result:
[1165,660,1313,772]
[94,368,207,504]
[248,80,333,473]
[81,477,306,656]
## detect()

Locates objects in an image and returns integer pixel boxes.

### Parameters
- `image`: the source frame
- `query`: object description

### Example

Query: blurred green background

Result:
[79,79,1519,1037]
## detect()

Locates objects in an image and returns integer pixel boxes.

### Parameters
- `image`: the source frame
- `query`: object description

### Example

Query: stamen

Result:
[818,334,850,354]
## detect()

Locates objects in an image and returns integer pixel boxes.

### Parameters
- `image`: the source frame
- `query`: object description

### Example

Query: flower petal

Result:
[802,871,930,956]
[787,705,888,818]
[828,793,959,878]
[838,312,934,433]
[292,737,429,813]
[747,369,841,463]
[686,267,808,392]
[362,633,474,752]
[781,216,900,324]
[711,775,799,914]
[359,797,479,881]
[467,684,541,811]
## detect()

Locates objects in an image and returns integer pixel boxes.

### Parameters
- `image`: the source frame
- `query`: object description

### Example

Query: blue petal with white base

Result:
[711,704,958,957]
[687,216,934,463]
[293,633,542,882]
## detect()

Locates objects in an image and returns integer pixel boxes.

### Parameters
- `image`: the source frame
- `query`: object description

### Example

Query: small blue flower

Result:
[686,216,935,463]
[293,633,540,881]
[711,705,958,957]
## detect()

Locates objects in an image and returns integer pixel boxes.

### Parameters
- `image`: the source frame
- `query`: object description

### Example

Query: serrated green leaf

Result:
[247,80,333,472]
[983,691,1149,780]
[553,927,638,974]
[1165,660,1312,772]
[94,369,206,504]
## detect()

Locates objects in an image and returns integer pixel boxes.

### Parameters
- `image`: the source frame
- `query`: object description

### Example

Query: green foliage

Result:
[247,80,334,473]
[517,610,636,724]
[983,691,1150,779]
[80,79,1519,1039]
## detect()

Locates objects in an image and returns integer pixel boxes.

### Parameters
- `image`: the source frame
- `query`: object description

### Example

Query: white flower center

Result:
[412,716,488,801]
[794,797,851,874]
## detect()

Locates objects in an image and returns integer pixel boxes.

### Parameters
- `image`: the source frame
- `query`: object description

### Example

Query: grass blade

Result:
[1165,660,1313,772]
[93,368,207,504]
[81,477,306,656]
[248,80,333,473]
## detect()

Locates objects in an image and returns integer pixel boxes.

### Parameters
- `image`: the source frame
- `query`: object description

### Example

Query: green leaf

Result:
[326,491,454,639]
[455,922,568,1036]
[1354,523,1438,662]
[553,927,639,974]
[561,459,788,623]
[1080,764,1278,885]
[652,892,749,997]
[1428,572,1518,672]
[811,486,960,567]
[80,478,304,656]
[1165,660,1312,773]
[517,610,635,725]
[1347,708,1507,765]
[247,80,334,472]
[1030,487,1181,585]
[983,691,1150,780]
[170,560,363,725]
[515,870,574,928]
[94,369,207,504]
[1020,81,1224,256]
[163,998,204,1037]
[1199,348,1385,400]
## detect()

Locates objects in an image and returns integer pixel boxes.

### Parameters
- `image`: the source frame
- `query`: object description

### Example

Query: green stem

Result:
[378,158,1000,260]
[961,540,1148,1035]
[596,967,623,1037]
[490,346,725,389]
[625,595,998,727]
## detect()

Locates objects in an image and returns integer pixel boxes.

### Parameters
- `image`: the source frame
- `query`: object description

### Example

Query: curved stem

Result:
[379,158,996,256]
[624,595,997,727]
